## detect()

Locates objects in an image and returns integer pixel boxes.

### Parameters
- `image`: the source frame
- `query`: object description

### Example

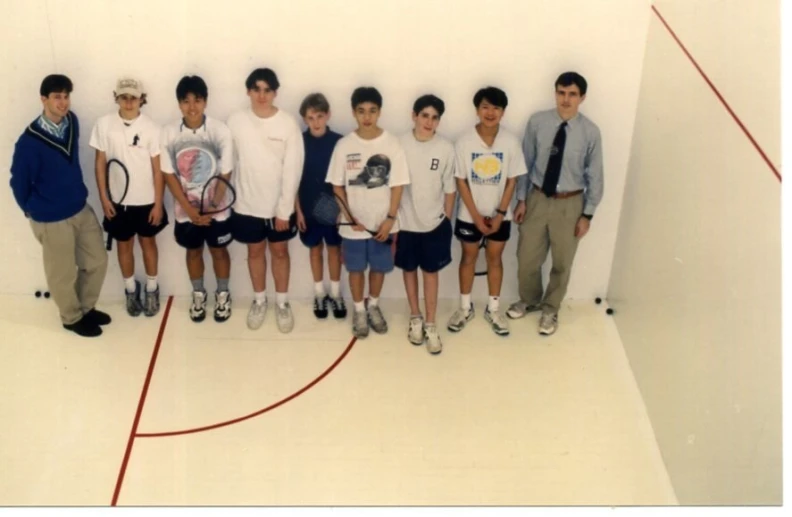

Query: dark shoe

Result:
[83,308,112,326]
[63,317,103,337]
[313,295,329,319]
[126,282,143,317]
[143,287,160,317]
[329,296,347,319]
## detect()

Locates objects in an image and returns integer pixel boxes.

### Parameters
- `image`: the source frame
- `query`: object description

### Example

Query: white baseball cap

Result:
[115,77,144,97]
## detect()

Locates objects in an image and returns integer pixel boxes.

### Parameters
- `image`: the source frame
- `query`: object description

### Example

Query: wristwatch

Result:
[386,214,396,220]
[495,209,507,216]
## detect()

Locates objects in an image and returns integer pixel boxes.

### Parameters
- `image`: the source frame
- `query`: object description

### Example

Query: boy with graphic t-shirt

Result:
[295,93,346,320]
[90,77,168,318]
[161,76,235,323]
[448,86,527,337]
[227,68,305,334]
[395,94,456,355]
[326,87,410,339]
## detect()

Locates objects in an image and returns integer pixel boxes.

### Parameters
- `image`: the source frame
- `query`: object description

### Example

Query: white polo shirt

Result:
[89,112,160,206]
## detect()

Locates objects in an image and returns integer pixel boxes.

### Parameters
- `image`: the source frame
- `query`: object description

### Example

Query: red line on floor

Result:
[651,5,781,182]
[111,295,174,506]
[136,336,357,438]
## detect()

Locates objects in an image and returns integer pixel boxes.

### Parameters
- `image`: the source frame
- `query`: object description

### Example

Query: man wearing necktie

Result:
[508,72,604,336]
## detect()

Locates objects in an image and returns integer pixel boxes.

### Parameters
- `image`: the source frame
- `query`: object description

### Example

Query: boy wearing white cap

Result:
[90,77,168,317]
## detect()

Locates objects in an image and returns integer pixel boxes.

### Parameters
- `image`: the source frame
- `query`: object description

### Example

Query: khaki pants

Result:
[29,205,109,325]
[516,189,584,314]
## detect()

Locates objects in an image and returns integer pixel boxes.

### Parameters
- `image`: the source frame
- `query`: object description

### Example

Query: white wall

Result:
[0,0,650,301]
[607,0,781,504]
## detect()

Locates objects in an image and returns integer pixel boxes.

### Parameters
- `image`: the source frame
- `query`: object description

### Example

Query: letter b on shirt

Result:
[430,158,439,171]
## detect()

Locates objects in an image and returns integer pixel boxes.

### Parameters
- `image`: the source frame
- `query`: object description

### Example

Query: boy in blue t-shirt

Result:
[295,93,346,320]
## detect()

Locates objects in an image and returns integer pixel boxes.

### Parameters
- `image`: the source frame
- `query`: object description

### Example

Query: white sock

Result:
[254,291,267,305]
[461,294,472,311]
[368,296,379,307]
[354,301,365,312]
[276,292,288,308]
[488,296,500,312]
[146,276,158,292]
[330,280,341,298]
[314,282,325,297]
[124,276,136,293]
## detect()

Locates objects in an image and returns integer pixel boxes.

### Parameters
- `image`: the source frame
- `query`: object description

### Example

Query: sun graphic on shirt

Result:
[472,154,502,178]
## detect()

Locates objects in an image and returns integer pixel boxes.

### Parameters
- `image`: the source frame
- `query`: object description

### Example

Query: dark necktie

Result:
[541,121,568,197]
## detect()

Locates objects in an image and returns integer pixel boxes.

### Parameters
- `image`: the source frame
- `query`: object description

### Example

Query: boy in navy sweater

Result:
[9,74,110,337]
[294,93,346,320]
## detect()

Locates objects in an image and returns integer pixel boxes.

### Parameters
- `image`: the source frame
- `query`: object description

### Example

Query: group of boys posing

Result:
[10,68,603,356]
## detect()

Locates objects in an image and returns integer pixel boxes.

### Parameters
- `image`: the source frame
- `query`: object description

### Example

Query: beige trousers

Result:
[29,205,109,324]
[516,189,584,314]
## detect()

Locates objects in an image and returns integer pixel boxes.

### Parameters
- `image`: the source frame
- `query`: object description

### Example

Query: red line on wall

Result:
[652,4,781,182]
[111,295,174,506]
[136,336,357,438]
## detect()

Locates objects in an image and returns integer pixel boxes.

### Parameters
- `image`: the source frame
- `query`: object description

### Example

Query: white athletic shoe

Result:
[190,290,207,322]
[447,305,474,332]
[538,312,558,336]
[425,324,442,355]
[484,307,510,336]
[408,315,424,345]
[214,291,231,322]
[506,300,543,319]
[247,300,267,330]
[276,302,295,334]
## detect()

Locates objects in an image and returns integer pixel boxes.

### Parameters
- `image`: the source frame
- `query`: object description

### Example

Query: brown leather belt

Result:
[533,183,584,199]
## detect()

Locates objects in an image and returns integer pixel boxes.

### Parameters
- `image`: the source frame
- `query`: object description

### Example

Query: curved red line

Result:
[136,336,357,438]
[112,295,174,506]
[652,5,782,182]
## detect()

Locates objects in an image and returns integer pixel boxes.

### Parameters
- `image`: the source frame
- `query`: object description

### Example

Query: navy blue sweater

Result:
[10,112,88,222]
[298,128,342,221]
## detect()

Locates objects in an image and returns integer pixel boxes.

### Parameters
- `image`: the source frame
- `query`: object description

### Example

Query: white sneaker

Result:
[190,290,207,322]
[408,315,424,345]
[484,307,510,336]
[276,302,295,333]
[352,309,369,339]
[447,305,474,332]
[425,324,442,355]
[214,291,231,322]
[538,312,558,336]
[506,300,543,319]
[247,300,267,330]
[367,304,388,334]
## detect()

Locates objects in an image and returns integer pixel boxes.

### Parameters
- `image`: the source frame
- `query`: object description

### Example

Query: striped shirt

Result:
[36,113,70,140]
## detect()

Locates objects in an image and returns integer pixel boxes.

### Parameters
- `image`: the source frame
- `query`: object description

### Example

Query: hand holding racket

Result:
[197,175,236,216]
[311,191,391,245]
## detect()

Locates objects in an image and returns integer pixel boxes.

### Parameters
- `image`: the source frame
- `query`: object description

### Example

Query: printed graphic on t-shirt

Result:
[348,153,390,189]
[470,152,503,185]
[168,139,227,218]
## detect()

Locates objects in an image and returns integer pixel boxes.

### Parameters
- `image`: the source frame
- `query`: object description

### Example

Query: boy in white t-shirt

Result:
[447,86,527,337]
[226,68,305,334]
[90,77,168,318]
[161,75,235,323]
[395,95,456,355]
[326,87,410,339]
